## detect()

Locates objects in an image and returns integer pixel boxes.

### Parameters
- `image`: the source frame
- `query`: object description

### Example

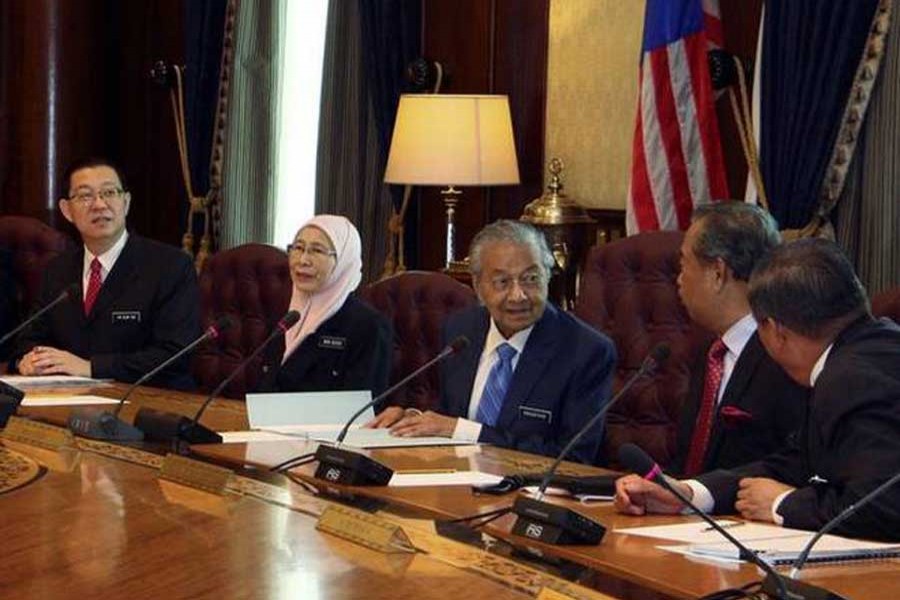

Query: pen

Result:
[703,521,745,532]
[394,469,457,475]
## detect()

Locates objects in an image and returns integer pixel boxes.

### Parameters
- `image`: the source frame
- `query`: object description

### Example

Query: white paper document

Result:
[22,394,122,407]
[618,519,900,565]
[240,391,476,449]
[224,424,474,449]
[246,390,375,428]
[679,534,900,565]
[1,375,107,388]
[616,519,801,545]
[388,471,503,487]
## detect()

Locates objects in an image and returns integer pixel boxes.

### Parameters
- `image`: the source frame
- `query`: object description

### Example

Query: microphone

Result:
[786,470,900,580]
[0,379,26,427]
[1,284,79,347]
[67,315,235,442]
[617,443,806,600]
[271,335,471,483]
[510,343,670,546]
[166,310,302,444]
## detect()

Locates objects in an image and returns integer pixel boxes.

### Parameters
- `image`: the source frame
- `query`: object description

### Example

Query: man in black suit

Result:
[671,202,807,475]
[615,239,900,539]
[372,220,616,464]
[13,158,200,389]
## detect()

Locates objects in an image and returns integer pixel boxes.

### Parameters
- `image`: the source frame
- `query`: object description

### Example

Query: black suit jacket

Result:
[258,295,392,396]
[671,332,808,474]
[440,304,616,464]
[698,317,900,540]
[14,235,200,389]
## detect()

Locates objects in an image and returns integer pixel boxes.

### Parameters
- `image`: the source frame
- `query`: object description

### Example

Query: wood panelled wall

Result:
[415,0,550,271]
[0,1,761,262]
[0,0,186,247]
[415,0,762,270]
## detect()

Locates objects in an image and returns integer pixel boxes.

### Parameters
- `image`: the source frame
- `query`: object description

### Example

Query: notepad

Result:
[682,534,900,565]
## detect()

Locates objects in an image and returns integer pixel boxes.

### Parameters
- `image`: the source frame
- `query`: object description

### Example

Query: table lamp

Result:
[384,94,520,271]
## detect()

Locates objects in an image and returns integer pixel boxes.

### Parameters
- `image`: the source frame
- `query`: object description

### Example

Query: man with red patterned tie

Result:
[615,240,900,540]
[671,202,807,476]
[13,158,200,389]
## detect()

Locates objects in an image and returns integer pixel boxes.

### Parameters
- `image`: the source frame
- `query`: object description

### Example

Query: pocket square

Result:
[719,406,753,427]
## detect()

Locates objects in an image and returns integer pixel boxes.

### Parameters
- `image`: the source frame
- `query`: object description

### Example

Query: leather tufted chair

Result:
[576,231,713,467]
[0,216,73,317]
[872,286,900,322]
[194,243,292,398]
[359,271,477,411]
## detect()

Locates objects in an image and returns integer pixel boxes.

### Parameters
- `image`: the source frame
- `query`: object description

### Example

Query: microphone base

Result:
[762,573,849,600]
[511,496,606,545]
[67,408,145,441]
[313,445,393,486]
[133,408,223,444]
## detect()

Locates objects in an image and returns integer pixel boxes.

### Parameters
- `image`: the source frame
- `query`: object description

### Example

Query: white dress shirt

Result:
[451,320,534,441]
[81,230,129,299]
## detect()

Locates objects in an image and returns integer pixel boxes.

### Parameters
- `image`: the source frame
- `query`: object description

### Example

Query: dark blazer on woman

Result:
[259,294,392,396]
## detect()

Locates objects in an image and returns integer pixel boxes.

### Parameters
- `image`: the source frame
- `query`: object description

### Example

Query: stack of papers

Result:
[220,391,477,449]
[1,375,107,388]
[617,520,900,565]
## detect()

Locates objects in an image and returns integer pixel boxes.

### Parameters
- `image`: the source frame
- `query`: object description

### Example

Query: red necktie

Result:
[684,338,728,476]
[84,258,103,316]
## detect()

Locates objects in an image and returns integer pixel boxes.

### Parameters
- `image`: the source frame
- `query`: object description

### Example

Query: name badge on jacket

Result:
[111,311,141,324]
[518,405,552,424]
[318,335,347,350]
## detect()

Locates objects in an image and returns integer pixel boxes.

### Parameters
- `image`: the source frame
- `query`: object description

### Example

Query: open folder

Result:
[224,391,474,449]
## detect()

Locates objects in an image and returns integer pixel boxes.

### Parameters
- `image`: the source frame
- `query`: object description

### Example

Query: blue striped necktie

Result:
[476,343,517,426]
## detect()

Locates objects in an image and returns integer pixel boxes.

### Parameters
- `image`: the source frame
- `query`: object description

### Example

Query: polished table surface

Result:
[11,383,900,599]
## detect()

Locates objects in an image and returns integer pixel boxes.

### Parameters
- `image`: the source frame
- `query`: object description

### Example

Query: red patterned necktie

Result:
[83,258,103,316]
[684,338,728,476]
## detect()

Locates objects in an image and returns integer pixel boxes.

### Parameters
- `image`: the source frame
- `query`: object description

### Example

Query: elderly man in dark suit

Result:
[13,158,200,389]
[671,202,807,476]
[371,220,616,464]
[615,239,900,540]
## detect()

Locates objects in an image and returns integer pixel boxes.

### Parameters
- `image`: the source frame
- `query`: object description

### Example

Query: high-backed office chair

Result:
[872,286,900,322]
[0,216,73,316]
[359,271,477,411]
[194,243,292,398]
[575,231,713,466]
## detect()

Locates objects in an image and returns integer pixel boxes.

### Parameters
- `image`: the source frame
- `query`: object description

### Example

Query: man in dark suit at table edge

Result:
[12,157,200,389]
[369,219,617,464]
[615,239,900,540]
[670,201,807,476]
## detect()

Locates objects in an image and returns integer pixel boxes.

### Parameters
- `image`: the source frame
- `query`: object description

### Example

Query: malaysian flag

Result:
[626,0,730,235]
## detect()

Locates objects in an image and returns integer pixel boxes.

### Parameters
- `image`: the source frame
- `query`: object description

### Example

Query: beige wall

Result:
[545,0,645,209]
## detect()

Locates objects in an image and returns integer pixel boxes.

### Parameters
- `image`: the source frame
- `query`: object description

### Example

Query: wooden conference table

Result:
[6,383,900,600]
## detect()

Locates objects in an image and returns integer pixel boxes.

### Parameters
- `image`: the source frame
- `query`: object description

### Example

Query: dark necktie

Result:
[84,258,103,316]
[684,338,728,476]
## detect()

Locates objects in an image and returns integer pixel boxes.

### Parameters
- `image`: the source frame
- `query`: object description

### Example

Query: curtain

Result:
[760,1,879,229]
[315,0,421,282]
[837,0,900,295]
[219,0,284,248]
[184,0,227,197]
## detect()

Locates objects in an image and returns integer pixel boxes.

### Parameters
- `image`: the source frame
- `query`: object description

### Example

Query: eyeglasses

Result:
[487,271,545,293]
[68,187,124,204]
[286,242,336,259]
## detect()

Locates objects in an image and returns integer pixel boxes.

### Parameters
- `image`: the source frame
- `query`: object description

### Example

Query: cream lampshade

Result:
[384,94,520,270]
